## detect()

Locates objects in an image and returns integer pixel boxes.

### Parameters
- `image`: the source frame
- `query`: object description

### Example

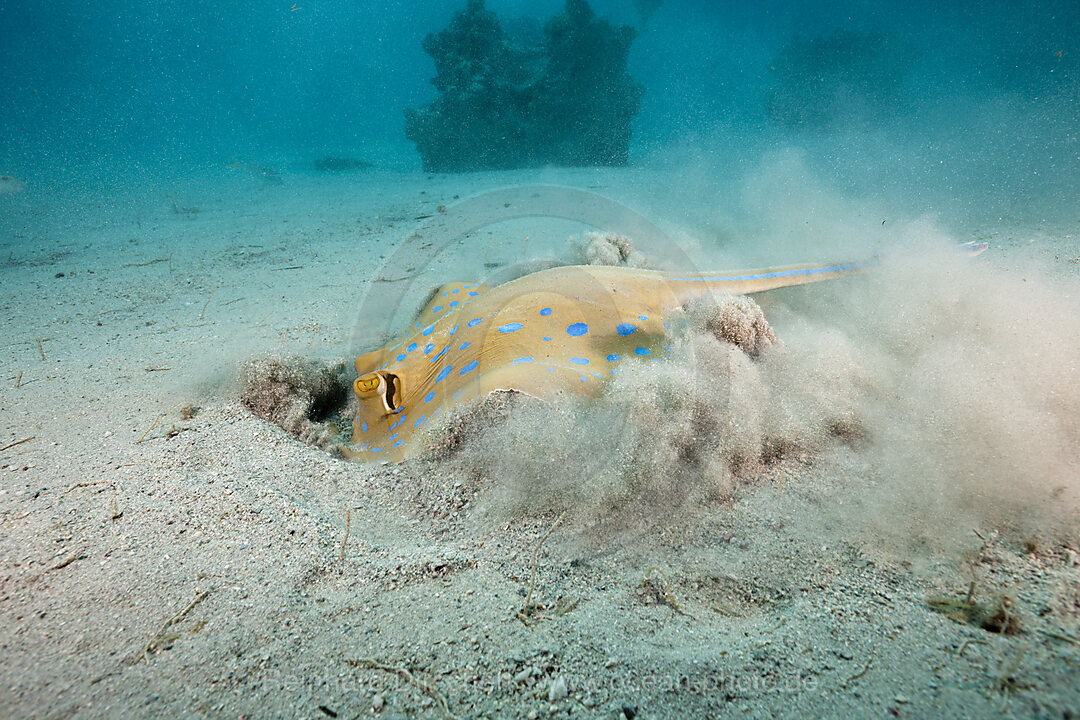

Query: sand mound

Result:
[570,230,652,268]
[422,390,533,461]
[687,293,777,358]
[239,355,351,449]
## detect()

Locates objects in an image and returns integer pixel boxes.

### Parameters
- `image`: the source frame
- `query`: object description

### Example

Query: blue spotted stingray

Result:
[343,256,885,462]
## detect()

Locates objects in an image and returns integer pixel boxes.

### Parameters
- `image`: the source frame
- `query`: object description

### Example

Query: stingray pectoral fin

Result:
[339,440,407,463]
[338,442,363,461]
[416,281,491,320]
[355,348,387,376]
[448,364,560,408]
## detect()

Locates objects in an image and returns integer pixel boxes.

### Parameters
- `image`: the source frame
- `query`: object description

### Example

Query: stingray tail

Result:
[666,241,987,297]
[663,256,881,296]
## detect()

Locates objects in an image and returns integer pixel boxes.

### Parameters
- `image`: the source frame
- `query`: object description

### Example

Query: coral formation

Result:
[405,0,644,172]
[764,30,916,129]
[633,0,663,25]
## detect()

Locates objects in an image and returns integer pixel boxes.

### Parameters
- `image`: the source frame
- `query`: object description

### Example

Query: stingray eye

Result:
[354,372,402,414]
[354,374,381,395]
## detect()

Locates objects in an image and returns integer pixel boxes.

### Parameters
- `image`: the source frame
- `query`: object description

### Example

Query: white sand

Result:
[1,162,1078,718]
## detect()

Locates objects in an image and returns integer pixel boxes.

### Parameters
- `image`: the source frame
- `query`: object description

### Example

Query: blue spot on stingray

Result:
[422,325,434,337]
[566,322,588,337]
[616,323,637,336]
[413,415,426,428]
[459,341,471,351]
[606,353,621,362]
[424,391,435,403]
[430,346,449,362]
[415,321,420,328]
[449,325,459,336]
[592,373,603,379]
[407,343,417,352]
[361,421,368,433]
[634,347,652,356]
[388,433,397,441]
[542,336,552,342]
[435,366,453,383]
[498,322,523,334]
[568,357,590,366]
[449,300,459,308]
[432,305,443,314]
[468,291,479,296]
[463,284,471,289]
[540,307,552,316]
[392,440,404,448]
[441,292,448,297]
[638,314,648,321]
[452,288,460,294]
[511,356,534,364]
[664,345,672,351]
[370,448,383,454]
[467,318,482,327]
[580,376,588,383]
[459,360,478,375]
[424,343,435,354]
[396,353,407,361]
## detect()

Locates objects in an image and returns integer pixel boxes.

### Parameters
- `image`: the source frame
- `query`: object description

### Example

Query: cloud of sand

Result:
[804,235,1080,547]
[433,220,1080,549]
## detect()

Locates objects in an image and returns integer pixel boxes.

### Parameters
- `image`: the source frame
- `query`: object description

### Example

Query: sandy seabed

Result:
[1,163,1078,719]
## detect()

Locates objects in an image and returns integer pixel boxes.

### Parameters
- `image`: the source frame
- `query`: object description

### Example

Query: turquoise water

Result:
[1,5,1078,717]
[2,0,1076,228]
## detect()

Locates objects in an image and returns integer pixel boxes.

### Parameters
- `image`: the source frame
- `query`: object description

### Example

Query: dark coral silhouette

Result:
[405,0,644,172]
